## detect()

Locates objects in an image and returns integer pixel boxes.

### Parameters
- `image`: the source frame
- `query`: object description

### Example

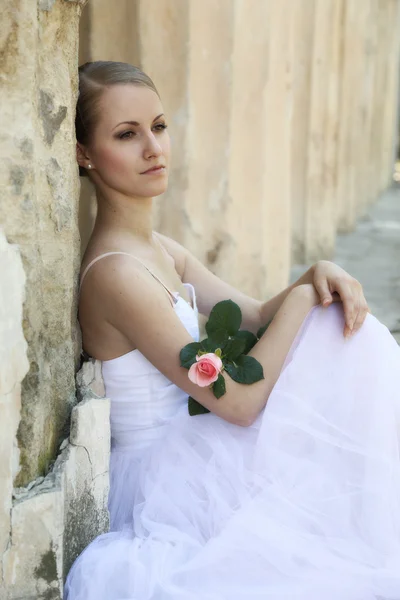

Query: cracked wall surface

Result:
[0,249,110,598]
[2,383,110,600]
[0,0,83,488]
[0,1,111,598]
[0,233,30,595]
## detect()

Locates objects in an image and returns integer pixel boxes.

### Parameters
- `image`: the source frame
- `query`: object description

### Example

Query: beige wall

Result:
[79,0,400,290]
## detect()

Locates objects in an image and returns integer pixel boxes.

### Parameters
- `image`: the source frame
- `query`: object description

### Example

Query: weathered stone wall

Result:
[0,229,109,598]
[1,0,83,487]
[1,2,110,598]
[79,0,400,295]
[0,257,110,598]
[0,234,30,596]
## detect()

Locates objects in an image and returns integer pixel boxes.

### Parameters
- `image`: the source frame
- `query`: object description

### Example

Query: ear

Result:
[76,141,92,169]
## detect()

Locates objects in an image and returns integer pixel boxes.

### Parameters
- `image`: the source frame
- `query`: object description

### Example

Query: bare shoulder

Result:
[92,258,197,363]
[153,231,187,278]
[81,251,162,303]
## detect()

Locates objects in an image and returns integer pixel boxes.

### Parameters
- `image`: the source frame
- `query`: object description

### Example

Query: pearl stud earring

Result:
[88,164,92,169]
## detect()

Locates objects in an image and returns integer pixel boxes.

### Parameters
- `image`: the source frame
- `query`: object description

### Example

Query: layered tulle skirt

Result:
[64,303,400,599]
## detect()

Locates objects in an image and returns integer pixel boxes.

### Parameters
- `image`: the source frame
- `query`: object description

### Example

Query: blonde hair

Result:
[76,61,160,177]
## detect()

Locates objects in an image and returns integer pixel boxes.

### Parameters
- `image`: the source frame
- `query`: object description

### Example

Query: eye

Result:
[119,130,135,139]
[153,123,168,132]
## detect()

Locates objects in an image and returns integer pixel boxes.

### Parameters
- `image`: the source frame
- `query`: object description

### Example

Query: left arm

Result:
[156,233,369,338]
[157,232,275,333]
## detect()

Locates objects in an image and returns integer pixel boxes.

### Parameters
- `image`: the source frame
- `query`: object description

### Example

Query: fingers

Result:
[335,282,356,337]
[314,266,369,338]
[346,303,361,338]
[313,277,333,307]
[338,280,369,338]
[350,295,370,335]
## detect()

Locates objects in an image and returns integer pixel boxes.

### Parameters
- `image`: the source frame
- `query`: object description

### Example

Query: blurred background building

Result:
[1,1,399,598]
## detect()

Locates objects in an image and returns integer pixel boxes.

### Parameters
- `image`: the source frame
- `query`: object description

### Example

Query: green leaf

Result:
[205,328,229,346]
[188,396,210,416]
[200,338,219,353]
[180,342,202,369]
[212,373,226,398]
[222,337,246,361]
[224,355,264,384]
[235,330,258,354]
[257,320,272,340]
[206,300,242,342]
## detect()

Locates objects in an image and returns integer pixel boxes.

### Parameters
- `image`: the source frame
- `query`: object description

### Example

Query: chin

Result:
[141,181,169,198]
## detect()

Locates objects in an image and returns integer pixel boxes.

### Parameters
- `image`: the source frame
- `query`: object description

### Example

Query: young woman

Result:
[65,61,400,599]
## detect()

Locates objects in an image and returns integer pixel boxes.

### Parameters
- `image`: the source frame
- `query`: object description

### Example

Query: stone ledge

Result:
[2,395,110,600]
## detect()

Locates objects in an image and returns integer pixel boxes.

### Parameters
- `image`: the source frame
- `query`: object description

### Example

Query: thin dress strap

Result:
[79,251,177,305]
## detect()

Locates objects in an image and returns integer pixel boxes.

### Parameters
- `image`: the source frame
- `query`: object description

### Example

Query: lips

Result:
[141,165,165,174]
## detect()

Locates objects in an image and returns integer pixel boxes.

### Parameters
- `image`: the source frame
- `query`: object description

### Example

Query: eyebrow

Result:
[113,114,165,131]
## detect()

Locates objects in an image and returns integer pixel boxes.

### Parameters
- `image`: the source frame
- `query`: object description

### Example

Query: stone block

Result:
[2,395,110,599]
[0,126,109,596]
[76,358,105,400]
[1,0,83,487]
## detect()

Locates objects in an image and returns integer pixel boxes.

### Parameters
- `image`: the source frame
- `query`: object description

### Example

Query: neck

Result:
[94,189,154,241]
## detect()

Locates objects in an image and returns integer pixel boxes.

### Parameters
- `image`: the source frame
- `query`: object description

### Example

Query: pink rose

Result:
[188,352,223,387]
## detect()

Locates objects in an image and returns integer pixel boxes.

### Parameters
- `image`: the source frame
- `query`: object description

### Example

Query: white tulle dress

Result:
[65,255,400,600]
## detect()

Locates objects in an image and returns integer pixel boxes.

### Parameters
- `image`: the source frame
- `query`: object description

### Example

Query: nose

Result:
[143,131,162,160]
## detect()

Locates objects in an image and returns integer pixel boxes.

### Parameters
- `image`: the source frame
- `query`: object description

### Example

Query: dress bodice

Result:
[101,283,200,452]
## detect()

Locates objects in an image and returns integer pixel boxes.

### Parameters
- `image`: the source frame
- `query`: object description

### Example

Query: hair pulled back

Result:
[76,61,159,177]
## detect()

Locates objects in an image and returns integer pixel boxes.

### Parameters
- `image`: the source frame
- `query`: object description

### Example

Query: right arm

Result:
[98,258,321,427]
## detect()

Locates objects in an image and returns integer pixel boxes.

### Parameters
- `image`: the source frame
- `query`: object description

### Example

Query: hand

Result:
[294,283,342,308]
[312,261,370,338]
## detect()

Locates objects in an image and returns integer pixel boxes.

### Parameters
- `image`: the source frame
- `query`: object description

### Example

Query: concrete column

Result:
[303,0,341,262]
[261,0,294,297]
[360,0,380,215]
[290,0,315,265]
[84,0,139,63]
[215,0,269,297]
[323,0,343,243]
[380,0,400,190]
[136,1,190,241]
[336,0,360,233]
[184,0,234,270]
[353,1,375,220]
[368,1,385,206]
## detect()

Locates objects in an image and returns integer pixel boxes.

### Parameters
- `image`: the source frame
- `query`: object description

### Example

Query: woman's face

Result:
[81,84,170,198]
